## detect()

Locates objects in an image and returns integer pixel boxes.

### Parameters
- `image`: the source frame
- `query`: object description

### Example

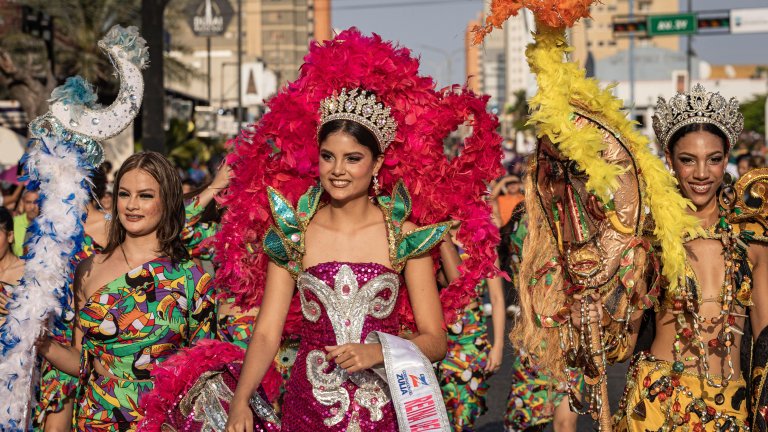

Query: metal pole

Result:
[628,0,635,119]
[207,37,212,105]
[237,0,243,132]
[687,0,692,90]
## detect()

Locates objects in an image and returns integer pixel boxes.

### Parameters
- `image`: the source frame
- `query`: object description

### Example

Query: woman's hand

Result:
[485,344,503,374]
[325,343,384,373]
[225,399,253,432]
[210,163,232,191]
[568,293,604,329]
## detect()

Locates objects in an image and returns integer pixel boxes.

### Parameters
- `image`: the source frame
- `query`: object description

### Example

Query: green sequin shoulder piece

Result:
[261,180,450,277]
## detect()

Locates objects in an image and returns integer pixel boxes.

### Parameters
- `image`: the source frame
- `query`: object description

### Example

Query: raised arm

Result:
[226,261,295,432]
[438,236,462,284]
[192,163,231,211]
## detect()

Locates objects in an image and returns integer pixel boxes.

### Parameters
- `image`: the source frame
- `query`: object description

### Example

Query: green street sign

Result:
[647,13,697,36]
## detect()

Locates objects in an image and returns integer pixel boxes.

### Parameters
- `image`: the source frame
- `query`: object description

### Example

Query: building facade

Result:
[569,0,680,67]
[169,0,332,113]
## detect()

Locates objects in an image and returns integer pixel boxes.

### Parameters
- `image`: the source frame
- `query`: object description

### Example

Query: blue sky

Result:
[332,0,768,87]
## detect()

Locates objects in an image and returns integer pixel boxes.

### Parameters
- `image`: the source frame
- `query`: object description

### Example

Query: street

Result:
[476,322,631,431]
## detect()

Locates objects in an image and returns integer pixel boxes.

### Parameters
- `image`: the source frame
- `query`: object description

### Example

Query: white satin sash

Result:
[366,331,450,431]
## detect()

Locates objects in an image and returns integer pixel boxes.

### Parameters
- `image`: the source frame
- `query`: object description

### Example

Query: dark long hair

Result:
[318,119,382,158]
[0,207,12,233]
[668,123,729,154]
[103,152,189,264]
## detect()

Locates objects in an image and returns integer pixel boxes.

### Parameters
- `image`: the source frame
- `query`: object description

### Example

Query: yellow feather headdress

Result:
[526,23,698,292]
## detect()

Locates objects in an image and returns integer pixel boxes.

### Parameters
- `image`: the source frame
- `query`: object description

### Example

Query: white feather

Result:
[0,135,91,430]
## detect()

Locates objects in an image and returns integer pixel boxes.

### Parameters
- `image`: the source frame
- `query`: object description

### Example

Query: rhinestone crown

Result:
[319,88,397,152]
[652,83,743,151]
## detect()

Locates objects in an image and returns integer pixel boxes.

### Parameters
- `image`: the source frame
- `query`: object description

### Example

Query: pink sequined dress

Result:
[281,261,402,431]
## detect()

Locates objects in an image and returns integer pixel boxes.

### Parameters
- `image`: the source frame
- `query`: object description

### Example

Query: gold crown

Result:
[319,88,397,152]
[652,83,743,151]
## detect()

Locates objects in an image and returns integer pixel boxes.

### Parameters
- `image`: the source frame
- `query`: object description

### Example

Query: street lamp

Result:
[419,44,464,85]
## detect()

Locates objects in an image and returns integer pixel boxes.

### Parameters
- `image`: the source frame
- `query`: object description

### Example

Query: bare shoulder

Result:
[74,255,97,287]
[402,220,419,233]
[75,253,114,301]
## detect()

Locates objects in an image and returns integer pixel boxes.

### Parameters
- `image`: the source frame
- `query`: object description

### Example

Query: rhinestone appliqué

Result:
[297,265,399,427]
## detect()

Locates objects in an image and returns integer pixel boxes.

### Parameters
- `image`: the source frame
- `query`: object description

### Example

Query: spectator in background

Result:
[12,189,39,256]
[753,154,766,169]
[100,191,113,213]
[181,178,198,195]
[101,160,114,184]
[490,175,524,227]
[1,164,23,211]
[737,153,754,178]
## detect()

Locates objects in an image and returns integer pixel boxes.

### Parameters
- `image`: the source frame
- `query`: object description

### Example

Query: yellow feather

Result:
[526,22,699,291]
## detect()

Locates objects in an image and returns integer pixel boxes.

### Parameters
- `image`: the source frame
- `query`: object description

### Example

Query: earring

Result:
[372,175,381,196]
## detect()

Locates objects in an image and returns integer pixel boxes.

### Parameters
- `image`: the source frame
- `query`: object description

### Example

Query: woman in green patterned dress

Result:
[38,152,217,431]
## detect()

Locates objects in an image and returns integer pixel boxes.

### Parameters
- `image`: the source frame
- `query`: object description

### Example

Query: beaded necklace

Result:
[670,211,750,393]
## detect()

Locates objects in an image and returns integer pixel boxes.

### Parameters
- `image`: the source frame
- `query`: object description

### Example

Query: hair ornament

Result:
[652,83,743,151]
[0,25,148,429]
[319,88,397,152]
[29,25,148,167]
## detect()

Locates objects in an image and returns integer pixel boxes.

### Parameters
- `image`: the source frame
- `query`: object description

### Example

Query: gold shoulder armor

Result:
[726,167,768,243]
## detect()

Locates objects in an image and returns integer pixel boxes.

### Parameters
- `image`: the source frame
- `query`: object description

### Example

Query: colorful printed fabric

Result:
[217,312,255,350]
[76,257,216,431]
[33,233,104,428]
[505,350,582,430]
[435,296,491,431]
[216,307,299,415]
[614,352,748,431]
[182,196,219,260]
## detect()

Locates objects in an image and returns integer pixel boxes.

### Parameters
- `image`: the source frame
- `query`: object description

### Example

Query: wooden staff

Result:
[589,318,612,432]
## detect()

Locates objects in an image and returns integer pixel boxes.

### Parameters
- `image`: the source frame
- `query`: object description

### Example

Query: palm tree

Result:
[1,0,201,152]
[506,89,531,132]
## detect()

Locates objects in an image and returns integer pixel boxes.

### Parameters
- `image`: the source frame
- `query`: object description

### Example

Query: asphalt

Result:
[474,320,631,432]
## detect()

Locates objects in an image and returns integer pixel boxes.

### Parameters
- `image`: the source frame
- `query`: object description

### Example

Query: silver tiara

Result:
[319,88,397,152]
[652,83,743,151]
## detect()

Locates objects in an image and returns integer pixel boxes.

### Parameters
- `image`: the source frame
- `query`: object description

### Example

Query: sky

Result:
[332,0,483,86]
[332,0,768,87]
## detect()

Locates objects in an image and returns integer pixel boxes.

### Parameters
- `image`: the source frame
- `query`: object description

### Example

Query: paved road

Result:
[474,322,631,432]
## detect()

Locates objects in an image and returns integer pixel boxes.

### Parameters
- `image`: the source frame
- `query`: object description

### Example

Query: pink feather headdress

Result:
[214,28,503,334]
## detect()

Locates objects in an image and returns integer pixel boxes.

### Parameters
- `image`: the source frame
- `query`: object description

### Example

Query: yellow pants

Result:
[614,352,749,431]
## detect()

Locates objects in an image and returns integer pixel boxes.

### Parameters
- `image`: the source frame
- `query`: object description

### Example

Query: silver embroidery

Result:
[249,391,281,426]
[306,350,350,426]
[297,265,399,426]
[188,372,233,431]
[180,370,281,431]
[350,371,390,421]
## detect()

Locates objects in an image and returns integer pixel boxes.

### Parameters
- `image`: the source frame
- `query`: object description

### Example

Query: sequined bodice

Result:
[296,262,401,344]
[282,262,401,431]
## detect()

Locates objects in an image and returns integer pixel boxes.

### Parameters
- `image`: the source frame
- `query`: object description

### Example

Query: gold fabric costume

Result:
[615,353,749,432]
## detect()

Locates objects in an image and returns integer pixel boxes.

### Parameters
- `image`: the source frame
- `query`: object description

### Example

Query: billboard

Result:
[241,62,278,107]
[730,8,768,34]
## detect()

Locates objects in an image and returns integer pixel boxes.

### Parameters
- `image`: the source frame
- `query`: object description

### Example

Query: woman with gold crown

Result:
[612,84,768,431]
[136,28,504,432]
[474,1,700,431]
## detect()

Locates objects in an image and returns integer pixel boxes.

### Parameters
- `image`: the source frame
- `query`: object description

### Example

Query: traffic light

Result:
[697,17,729,29]
[612,18,648,36]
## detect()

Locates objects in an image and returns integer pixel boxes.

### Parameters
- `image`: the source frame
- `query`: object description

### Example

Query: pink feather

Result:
[215,28,504,334]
